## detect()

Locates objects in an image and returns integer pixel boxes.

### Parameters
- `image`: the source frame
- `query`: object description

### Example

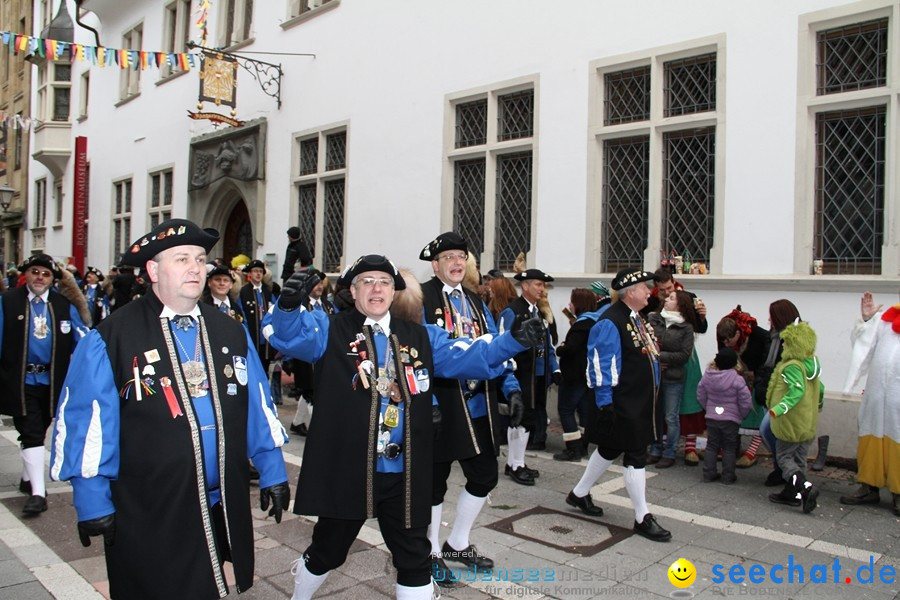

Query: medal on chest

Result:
[33,314,49,340]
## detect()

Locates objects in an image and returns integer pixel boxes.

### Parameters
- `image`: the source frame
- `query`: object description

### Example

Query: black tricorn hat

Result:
[514,268,554,283]
[242,259,267,274]
[337,254,406,290]
[208,264,233,279]
[84,266,105,282]
[23,254,62,279]
[121,219,219,267]
[419,232,468,261]
[610,268,655,291]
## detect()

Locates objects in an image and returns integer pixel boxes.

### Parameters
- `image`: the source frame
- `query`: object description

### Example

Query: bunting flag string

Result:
[0,30,202,72]
[0,110,41,131]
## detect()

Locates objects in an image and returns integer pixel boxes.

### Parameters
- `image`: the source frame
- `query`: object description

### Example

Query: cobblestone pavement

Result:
[2,396,898,600]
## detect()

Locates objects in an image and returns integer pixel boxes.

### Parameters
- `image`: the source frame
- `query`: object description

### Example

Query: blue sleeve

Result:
[586,319,620,408]
[482,303,521,395]
[497,307,515,335]
[50,330,119,521]
[243,329,288,489]
[68,304,90,343]
[262,303,329,362]
[428,324,525,380]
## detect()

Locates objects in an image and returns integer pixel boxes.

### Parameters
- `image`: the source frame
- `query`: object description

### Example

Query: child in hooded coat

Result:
[697,347,752,483]
[766,321,824,514]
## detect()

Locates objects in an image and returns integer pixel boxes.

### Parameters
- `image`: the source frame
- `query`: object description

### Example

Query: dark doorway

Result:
[223,200,252,264]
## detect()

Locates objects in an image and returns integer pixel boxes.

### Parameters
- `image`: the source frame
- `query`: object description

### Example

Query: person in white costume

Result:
[841,291,900,516]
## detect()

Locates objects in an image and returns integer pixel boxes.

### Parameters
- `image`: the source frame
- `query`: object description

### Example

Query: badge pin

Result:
[224,364,234,378]
[142,364,156,376]
[410,348,418,358]
[222,346,229,354]
[145,349,161,363]
[227,383,238,395]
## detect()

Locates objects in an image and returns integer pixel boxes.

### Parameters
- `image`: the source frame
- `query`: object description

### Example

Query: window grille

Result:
[664,53,716,117]
[325,132,346,171]
[604,66,651,126]
[817,18,887,95]
[455,99,487,148]
[494,152,532,271]
[298,183,316,249]
[498,90,534,141]
[602,136,649,272]
[453,159,486,258]
[300,139,318,175]
[662,128,715,265]
[322,179,345,272]
[814,107,885,274]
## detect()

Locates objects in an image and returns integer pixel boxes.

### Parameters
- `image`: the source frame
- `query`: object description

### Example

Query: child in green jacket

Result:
[766,320,824,514]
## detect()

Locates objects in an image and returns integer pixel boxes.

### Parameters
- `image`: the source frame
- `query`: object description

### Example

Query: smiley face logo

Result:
[668,558,696,588]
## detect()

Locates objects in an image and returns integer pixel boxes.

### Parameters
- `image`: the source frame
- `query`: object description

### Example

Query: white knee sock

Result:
[22,447,45,497]
[447,490,485,551]
[293,398,312,427]
[291,559,328,600]
[396,583,433,599]
[428,503,442,554]
[623,466,649,523]
[507,427,528,469]
[572,450,613,497]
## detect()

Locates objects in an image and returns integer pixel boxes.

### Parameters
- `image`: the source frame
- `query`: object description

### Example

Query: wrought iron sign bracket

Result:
[187,42,286,109]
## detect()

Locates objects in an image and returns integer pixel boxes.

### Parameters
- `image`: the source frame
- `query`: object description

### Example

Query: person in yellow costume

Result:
[841,291,900,516]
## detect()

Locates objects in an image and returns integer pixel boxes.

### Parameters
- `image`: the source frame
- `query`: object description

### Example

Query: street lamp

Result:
[0,183,15,212]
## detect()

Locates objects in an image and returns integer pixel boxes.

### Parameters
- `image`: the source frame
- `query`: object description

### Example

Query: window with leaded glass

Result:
[119,25,142,100]
[453,159,486,258]
[814,107,885,274]
[149,169,173,228]
[602,137,649,272]
[113,179,133,262]
[34,179,47,228]
[664,53,716,117]
[325,132,346,171]
[299,139,318,175]
[817,18,887,95]
[455,99,487,148]
[662,128,716,264]
[322,180,344,272]
[222,0,253,47]
[498,90,534,141]
[604,66,651,126]
[298,184,316,249]
[494,152,532,271]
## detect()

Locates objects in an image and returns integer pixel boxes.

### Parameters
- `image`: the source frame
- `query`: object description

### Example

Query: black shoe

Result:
[526,441,546,451]
[19,479,31,495]
[290,423,308,436]
[553,449,580,461]
[764,468,784,487]
[566,490,603,516]
[431,554,461,588]
[768,485,801,507]
[505,464,540,479]
[840,484,880,505]
[506,465,535,486]
[703,473,721,483]
[721,475,737,485]
[22,495,47,515]
[441,542,494,571]
[892,494,899,517]
[800,483,819,514]
[655,458,675,469]
[633,513,671,542]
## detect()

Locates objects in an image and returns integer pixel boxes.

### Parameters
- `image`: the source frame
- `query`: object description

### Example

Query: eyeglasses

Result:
[438,252,467,262]
[356,276,394,288]
[29,268,53,278]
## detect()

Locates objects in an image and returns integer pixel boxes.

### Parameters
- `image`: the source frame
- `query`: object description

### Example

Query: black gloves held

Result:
[507,391,525,428]
[511,316,545,348]
[280,271,321,311]
[259,481,291,524]
[432,405,442,440]
[78,513,116,547]
[551,371,562,386]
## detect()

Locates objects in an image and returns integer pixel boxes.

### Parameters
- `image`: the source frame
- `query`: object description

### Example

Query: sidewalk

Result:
[2,400,899,599]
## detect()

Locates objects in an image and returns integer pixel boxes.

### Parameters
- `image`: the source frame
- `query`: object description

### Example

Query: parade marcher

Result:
[498,269,560,477]
[841,291,900,515]
[281,226,313,283]
[289,268,333,436]
[418,233,524,580]
[82,265,111,326]
[109,264,138,312]
[202,263,245,322]
[566,268,672,542]
[263,254,544,600]
[49,219,290,600]
[0,254,89,515]
[553,286,611,461]
[240,259,275,374]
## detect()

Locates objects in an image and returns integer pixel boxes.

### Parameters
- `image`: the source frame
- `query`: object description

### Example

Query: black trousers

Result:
[432,416,498,503]
[521,375,548,443]
[304,473,431,587]
[596,446,648,469]
[13,385,52,448]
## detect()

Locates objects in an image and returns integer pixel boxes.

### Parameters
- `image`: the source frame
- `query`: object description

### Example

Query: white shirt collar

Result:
[442,283,464,296]
[160,304,202,320]
[213,297,230,308]
[28,290,50,303]
[363,313,391,336]
[252,283,263,292]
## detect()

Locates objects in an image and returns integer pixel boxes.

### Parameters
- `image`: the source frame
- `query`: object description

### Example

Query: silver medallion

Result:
[182,360,208,398]
[375,375,392,396]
